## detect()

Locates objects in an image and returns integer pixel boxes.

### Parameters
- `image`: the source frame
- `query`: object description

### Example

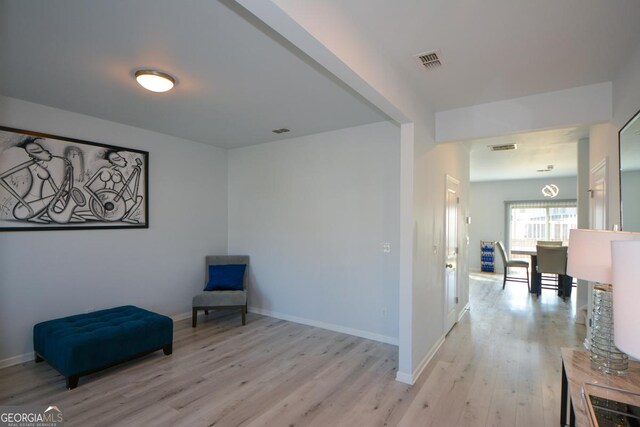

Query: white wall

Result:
[0,97,228,363]
[410,139,470,378]
[613,43,640,128]
[608,42,640,228]
[469,176,577,271]
[589,123,620,229]
[238,1,468,384]
[576,138,590,311]
[621,170,640,232]
[436,83,612,143]
[227,121,400,343]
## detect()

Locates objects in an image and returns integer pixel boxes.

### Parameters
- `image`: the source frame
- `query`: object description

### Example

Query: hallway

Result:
[396,272,586,426]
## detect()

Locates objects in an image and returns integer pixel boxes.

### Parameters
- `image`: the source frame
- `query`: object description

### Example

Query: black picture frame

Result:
[0,125,149,231]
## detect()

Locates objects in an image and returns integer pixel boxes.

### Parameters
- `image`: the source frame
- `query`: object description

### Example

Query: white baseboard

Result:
[395,334,445,385]
[0,309,397,369]
[1,311,190,370]
[396,303,466,383]
[0,351,35,369]
[458,302,471,322]
[395,370,414,384]
[248,306,398,346]
[171,311,192,322]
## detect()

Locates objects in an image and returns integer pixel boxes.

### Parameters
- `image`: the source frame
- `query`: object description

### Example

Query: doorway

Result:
[590,158,607,230]
[444,175,460,334]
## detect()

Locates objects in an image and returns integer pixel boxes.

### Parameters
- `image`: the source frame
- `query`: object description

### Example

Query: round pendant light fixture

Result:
[542,184,559,198]
[135,70,176,93]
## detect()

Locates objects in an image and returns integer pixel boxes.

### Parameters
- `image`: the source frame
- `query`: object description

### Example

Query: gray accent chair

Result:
[192,255,249,327]
[496,241,530,291]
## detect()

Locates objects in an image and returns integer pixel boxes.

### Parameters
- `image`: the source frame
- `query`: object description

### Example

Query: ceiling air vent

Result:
[489,143,517,152]
[414,50,443,71]
[272,128,290,134]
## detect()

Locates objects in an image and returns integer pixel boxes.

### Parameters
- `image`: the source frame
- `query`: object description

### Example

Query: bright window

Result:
[507,200,577,254]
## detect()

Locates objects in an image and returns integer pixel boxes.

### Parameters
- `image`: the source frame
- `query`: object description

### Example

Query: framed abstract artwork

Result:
[0,126,148,231]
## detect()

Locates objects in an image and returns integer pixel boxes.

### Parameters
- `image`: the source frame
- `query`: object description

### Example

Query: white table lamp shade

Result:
[612,240,640,360]
[567,229,640,283]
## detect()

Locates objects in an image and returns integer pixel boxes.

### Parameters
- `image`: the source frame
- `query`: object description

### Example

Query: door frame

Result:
[585,157,608,349]
[444,174,460,334]
[590,158,608,230]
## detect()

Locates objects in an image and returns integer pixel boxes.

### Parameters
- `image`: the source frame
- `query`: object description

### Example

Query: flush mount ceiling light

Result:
[134,70,176,93]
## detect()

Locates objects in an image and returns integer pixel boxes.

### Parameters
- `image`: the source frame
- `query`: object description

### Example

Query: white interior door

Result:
[444,175,460,334]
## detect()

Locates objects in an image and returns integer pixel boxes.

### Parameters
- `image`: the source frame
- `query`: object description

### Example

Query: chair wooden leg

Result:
[502,267,507,289]
[192,308,197,328]
[527,268,530,292]
[204,310,209,315]
[241,308,246,326]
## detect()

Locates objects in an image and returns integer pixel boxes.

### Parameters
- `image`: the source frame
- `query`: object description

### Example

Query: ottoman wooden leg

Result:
[192,308,197,328]
[66,375,79,390]
[35,354,43,363]
[241,308,246,326]
[163,344,173,355]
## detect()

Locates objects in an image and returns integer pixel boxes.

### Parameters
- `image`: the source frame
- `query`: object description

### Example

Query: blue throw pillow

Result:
[204,264,246,291]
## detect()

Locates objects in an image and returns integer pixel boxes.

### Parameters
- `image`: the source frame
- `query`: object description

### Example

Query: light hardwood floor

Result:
[0,273,585,426]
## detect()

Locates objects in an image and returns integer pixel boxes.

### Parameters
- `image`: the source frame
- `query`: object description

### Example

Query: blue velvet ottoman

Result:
[33,305,173,389]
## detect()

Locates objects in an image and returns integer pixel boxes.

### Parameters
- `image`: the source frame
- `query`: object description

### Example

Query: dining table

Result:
[511,249,573,297]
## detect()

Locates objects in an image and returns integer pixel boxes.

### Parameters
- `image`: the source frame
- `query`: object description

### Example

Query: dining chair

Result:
[535,245,568,292]
[496,241,530,291]
[536,240,563,247]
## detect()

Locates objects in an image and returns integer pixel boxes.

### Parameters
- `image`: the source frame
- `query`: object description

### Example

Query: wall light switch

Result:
[382,243,391,253]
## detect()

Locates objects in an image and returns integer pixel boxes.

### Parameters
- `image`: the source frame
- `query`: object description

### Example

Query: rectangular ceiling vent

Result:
[489,143,517,152]
[414,50,443,71]
[272,128,290,134]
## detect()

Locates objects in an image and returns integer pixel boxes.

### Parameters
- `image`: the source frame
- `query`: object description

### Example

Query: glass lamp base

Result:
[590,284,628,375]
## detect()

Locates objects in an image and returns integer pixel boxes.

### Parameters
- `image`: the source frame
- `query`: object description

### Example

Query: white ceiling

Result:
[282,0,638,181]
[0,0,388,148]
[467,127,589,182]
[1,0,640,155]
[281,0,640,112]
